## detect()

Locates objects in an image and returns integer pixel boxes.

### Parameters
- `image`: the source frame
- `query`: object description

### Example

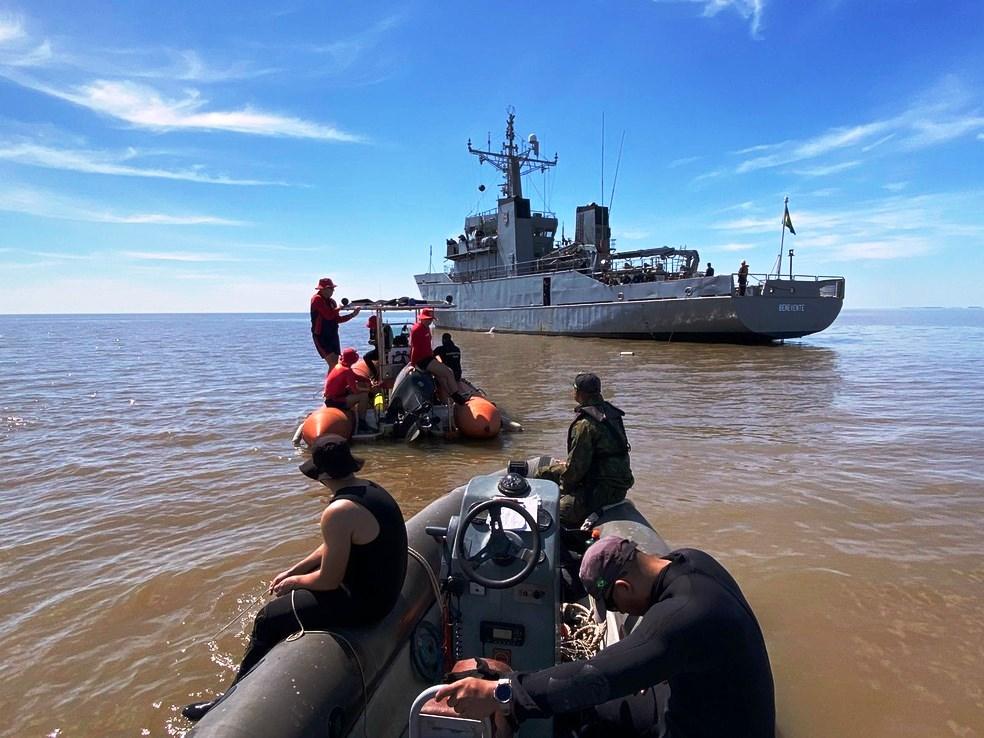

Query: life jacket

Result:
[567,401,631,458]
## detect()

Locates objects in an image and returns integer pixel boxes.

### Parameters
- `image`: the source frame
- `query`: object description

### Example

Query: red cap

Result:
[339,348,359,367]
[366,315,378,327]
[315,277,336,291]
[419,307,435,320]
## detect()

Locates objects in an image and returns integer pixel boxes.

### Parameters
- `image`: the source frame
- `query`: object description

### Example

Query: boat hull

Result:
[416,270,844,342]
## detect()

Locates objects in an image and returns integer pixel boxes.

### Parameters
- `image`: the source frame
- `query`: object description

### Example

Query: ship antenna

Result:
[601,112,605,207]
[608,130,626,216]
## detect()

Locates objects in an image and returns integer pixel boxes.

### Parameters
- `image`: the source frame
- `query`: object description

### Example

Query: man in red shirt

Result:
[310,277,361,368]
[323,348,372,434]
[410,307,464,404]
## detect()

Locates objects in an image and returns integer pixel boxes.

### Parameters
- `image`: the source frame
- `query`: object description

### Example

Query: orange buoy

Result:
[454,396,502,439]
[300,406,352,445]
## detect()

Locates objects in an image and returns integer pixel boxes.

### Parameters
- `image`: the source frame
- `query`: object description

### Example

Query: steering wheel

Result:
[454,498,543,589]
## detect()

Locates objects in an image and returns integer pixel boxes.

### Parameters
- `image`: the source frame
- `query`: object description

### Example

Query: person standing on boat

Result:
[705,262,715,277]
[434,535,775,737]
[536,373,633,528]
[311,277,361,368]
[323,347,373,434]
[182,435,408,722]
[737,260,749,296]
[410,307,466,404]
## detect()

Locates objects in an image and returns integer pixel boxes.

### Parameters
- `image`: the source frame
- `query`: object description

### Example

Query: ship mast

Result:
[467,109,557,199]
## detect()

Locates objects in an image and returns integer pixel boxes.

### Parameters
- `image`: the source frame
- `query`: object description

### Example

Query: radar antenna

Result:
[467,108,557,199]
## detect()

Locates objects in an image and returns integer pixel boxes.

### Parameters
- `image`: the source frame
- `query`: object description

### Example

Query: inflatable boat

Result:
[187,456,667,737]
[296,304,522,446]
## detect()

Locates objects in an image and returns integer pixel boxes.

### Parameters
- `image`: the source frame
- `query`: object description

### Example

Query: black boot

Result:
[182,698,220,722]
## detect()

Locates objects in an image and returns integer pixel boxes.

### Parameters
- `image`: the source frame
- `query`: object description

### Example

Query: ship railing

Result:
[730,273,845,298]
[467,207,558,222]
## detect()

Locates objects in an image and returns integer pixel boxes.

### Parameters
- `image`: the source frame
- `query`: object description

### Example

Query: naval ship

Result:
[415,112,845,342]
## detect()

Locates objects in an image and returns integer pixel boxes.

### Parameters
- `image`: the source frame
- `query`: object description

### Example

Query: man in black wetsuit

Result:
[435,535,775,737]
[433,332,463,383]
[181,436,408,722]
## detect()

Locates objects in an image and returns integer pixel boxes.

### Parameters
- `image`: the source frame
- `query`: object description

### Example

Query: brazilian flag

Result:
[783,205,796,235]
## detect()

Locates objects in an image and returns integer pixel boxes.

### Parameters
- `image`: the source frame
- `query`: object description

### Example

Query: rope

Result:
[285,589,370,738]
[408,545,446,624]
[559,602,607,662]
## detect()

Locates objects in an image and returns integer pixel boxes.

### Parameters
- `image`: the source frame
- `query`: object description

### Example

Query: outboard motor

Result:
[420,464,560,738]
[386,366,447,439]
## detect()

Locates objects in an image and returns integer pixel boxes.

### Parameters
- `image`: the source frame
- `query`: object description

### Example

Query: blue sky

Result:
[1,0,982,313]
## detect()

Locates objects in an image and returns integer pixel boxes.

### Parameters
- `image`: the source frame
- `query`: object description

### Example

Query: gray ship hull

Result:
[416,269,844,342]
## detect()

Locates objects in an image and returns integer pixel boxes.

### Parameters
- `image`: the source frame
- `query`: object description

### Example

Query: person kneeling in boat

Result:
[182,435,408,722]
[535,373,634,528]
[434,535,775,737]
[324,347,374,434]
[410,307,467,405]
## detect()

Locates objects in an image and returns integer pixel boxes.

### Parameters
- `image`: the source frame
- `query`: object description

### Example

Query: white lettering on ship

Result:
[779,304,806,312]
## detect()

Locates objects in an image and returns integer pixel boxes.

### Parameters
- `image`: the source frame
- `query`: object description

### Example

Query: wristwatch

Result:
[493,677,513,714]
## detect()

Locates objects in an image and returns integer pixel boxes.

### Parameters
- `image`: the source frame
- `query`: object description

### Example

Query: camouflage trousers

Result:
[559,485,629,529]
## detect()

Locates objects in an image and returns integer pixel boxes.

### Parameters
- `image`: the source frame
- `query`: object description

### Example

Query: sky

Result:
[1,0,982,313]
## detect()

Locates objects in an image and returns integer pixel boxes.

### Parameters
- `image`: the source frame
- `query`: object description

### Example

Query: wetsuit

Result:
[433,342,462,380]
[311,294,356,359]
[409,321,434,370]
[234,482,407,680]
[512,548,775,737]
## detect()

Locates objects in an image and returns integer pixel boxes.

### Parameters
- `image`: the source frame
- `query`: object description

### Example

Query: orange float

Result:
[454,396,502,439]
[300,406,352,445]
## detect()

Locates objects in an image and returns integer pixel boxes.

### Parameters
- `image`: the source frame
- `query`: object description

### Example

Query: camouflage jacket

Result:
[542,398,634,500]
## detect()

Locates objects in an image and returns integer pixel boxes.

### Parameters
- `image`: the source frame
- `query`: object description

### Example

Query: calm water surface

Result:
[1,309,982,737]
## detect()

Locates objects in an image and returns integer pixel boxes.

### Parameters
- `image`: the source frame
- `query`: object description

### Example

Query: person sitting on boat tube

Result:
[434,535,775,738]
[535,373,633,529]
[410,307,467,405]
[323,347,374,435]
[181,435,408,723]
[310,277,361,368]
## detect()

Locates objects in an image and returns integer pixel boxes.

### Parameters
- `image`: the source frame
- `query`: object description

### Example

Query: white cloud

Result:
[735,80,984,174]
[0,14,25,43]
[653,0,765,38]
[792,160,861,177]
[668,155,701,168]
[710,191,984,262]
[0,185,243,225]
[24,79,362,141]
[0,141,288,185]
[122,251,238,262]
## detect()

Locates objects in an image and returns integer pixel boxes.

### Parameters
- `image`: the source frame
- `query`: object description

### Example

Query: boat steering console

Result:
[415,462,560,738]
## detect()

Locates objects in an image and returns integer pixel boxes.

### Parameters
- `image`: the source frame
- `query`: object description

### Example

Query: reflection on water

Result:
[0,310,982,737]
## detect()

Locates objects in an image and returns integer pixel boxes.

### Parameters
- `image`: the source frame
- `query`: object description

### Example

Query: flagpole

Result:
[776,195,788,278]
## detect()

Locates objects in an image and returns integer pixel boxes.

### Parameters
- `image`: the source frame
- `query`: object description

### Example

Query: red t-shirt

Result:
[323,365,360,400]
[310,294,356,331]
[409,321,433,364]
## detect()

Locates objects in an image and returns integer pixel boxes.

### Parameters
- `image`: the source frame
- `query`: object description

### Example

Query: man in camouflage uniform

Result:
[537,373,634,528]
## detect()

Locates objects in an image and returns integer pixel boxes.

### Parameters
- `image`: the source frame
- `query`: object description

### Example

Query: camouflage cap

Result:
[579,536,638,622]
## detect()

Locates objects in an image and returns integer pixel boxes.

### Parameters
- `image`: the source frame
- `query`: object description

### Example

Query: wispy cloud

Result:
[653,0,765,39]
[18,79,364,141]
[793,160,861,177]
[0,16,364,141]
[0,185,244,225]
[711,191,984,261]
[668,155,701,168]
[0,14,25,43]
[0,140,289,185]
[122,251,238,262]
[734,78,984,174]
